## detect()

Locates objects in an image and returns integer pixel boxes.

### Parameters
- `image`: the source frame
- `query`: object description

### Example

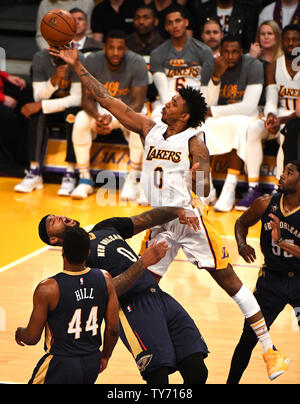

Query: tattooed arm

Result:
[112,241,169,295]
[48,44,155,139]
[131,207,200,235]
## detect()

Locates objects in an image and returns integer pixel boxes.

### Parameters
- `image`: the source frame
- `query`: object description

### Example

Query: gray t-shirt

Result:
[32,49,82,83]
[85,50,149,106]
[150,37,214,95]
[201,55,264,104]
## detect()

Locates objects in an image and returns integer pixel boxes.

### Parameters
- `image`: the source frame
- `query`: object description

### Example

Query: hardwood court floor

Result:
[0,177,299,384]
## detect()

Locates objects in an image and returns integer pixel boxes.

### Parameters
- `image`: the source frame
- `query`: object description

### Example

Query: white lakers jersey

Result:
[276,55,300,117]
[141,124,204,207]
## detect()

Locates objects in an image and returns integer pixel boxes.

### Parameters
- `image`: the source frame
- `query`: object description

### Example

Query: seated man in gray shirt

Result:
[201,35,264,212]
[150,6,214,124]
[70,29,148,201]
[14,50,82,195]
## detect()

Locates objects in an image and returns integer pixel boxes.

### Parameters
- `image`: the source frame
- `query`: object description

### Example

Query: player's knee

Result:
[178,352,208,384]
[209,264,243,296]
[247,121,265,143]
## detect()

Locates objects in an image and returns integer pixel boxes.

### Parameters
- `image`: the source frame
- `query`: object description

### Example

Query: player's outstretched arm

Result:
[130,207,200,235]
[47,44,155,139]
[235,195,271,263]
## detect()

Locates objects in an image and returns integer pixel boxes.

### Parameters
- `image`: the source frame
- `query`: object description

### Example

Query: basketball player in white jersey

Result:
[236,24,300,211]
[48,43,289,381]
[149,6,215,203]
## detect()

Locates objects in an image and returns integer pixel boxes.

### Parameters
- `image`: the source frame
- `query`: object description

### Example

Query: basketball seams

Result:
[41,19,74,41]
[51,11,75,34]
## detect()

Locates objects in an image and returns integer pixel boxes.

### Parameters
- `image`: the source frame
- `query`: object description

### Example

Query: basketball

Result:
[40,9,76,47]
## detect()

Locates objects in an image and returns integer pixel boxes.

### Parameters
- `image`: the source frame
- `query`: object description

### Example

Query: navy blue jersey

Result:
[86,217,157,302]
[260,193,300,273]
[46,268,108,356]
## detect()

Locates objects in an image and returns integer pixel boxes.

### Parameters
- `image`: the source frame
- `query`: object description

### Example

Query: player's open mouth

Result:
[63,217,74,225]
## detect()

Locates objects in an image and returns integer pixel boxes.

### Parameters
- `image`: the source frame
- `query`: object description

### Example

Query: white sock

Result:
[249,181,259,188]
[250,319,273,353]
[79,167,91,179]
[226,173,238,185]
[30,162,39,170]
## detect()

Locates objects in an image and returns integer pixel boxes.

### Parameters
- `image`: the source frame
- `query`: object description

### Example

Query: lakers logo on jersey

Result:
[146,146,181,163]
[278,85,300,99]
[278,85,300,110]
[221,246,229,259]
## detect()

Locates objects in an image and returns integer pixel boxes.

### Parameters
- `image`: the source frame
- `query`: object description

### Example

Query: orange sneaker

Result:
[262,347,289,381]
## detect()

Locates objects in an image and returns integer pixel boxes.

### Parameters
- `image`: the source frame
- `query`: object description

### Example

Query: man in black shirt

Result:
[91,0,142,43]
[37,207,209,384]
[126,5,164,56]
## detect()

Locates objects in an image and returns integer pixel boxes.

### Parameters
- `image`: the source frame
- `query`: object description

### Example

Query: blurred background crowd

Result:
[0,0,299,211]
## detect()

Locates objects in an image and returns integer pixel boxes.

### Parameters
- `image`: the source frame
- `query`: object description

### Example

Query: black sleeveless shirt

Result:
[260,193,300,274]
[46,268,108,356]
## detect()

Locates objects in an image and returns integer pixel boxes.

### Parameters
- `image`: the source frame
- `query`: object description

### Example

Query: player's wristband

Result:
[275,237,284,245]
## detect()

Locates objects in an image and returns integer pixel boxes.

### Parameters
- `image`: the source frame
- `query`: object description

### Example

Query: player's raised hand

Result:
[238,243,256,263]
[47,42,79,67]
[140,240,170,267]
[269,213,282,244]
[177,208,200,232]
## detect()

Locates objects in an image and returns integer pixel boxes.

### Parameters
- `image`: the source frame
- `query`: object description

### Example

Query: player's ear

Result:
[181,112,190,124]
[49,235,63,246]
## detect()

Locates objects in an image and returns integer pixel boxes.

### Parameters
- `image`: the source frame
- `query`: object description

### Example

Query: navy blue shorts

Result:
[119,286,209,378]
[28,351,101,384]
[254,268,300,328]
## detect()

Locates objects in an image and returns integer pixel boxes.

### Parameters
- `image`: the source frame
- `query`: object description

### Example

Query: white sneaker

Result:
[58,173,76,196]
[14,170,43,193]
[120,172,139,201]
[214,182,236,212]
[71,178,93,200]
[201,186,217,206]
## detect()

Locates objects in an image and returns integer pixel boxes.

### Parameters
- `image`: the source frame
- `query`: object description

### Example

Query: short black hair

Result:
[221,34,243,48]
[288,160,300,173]
[69,7,87,20]
[106,29,127,41]
[134,5,157,19]
[63,227,90,265]
[165,5,187,20]
[282,24,300,37]
[178,86,207,128]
